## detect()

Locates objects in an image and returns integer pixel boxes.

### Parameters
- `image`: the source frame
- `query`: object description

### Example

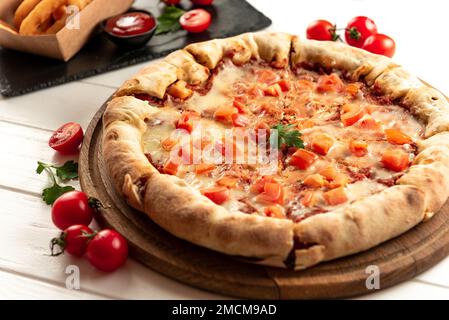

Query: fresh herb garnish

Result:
[271,124,304,149]
[36,161,79,205]
[155,6,185,35]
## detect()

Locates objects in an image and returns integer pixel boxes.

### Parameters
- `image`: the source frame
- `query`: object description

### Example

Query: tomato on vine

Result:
[345,16,378,48]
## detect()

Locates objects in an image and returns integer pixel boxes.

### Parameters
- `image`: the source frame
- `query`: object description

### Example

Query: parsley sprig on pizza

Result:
[102,32,449,270]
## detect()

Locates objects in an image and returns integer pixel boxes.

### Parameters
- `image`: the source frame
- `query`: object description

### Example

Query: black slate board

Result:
[0,0,271,97]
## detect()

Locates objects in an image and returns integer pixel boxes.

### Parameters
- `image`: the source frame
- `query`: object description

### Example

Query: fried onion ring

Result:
[19,0,68,35]
[14,0,42,29]
[45,0,92,34]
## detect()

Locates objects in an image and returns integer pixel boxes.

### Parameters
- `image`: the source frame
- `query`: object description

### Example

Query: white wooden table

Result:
[1,0,449,300]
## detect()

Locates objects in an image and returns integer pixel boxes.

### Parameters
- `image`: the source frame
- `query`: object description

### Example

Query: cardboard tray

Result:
[0,0,272,97]
[0,0,133,61]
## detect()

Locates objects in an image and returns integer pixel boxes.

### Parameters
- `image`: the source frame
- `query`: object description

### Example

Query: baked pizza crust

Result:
[102,32,449,270]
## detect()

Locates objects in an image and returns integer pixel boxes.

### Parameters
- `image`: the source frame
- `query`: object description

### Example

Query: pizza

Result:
[102,32,449,270]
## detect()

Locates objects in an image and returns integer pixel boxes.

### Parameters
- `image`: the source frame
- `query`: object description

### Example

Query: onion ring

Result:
[14,0,42,29]
[19,0,68,35]
[44,0,92,34]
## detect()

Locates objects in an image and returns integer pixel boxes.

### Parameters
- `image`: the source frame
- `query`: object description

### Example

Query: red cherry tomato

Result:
[162,0,181,5]
[86,230,128,272]
[52,191,94,230]
[49,122,84,154]
[306,20,336,41]
[191,0,214,5]
[50,224,93,257]
[179,9,211,33]
[362,34,396,58]
[345,16,378,48]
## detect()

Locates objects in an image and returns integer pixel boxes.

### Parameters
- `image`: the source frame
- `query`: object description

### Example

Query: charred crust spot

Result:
[133,93,165,107]
[406,189,420,207]
[107,131,119,141]
[135,175,150,200]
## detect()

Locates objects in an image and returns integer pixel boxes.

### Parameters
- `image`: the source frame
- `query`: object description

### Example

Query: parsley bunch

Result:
[36,160,79,205]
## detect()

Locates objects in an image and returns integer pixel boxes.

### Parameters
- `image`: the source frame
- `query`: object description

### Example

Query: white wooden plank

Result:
[0,121,79,195]
[0,271,107,300]
[0,82,115,132]
[357,280,449,300]
[416,258,449,288]
[0,188,225,299]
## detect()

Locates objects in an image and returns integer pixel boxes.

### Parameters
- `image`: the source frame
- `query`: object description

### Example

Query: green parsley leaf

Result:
[156,6,185,35]
[36,160,79,205]
[42,184,75,206]
[55,160,78,181]
[271,124,304,149]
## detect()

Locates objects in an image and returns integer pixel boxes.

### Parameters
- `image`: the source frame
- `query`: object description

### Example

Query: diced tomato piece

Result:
[349,140,368,157]
[264,83,282,97]
[255,69,278,84]
[311,134,334,156]
[247,85,264,98]
[358,115,381,130]
[289,149,318,170]
[317,73,344,93]
[277,80,291,92]
[233,99,247,113]
[250,176,277,194]
[178,142,194,164]
[201,186,230,205]
[162,159,179,175]
[167,80,193,100]
[319,165,338,181]
[298,119,315,129]
[381,149,410,172]
[231,113,250,127]
[328,174,348,189]
[385,129,413,145]
[161,137,178,151]
[216,176,239,189]
[198,136,211,149]
[341,104,365,127]
[195,163,216,174]
[303,174,327,188]
[214,141,226,156]
[300,191,318,208]
[256,182,284,205]
[264,206,285,219]
[297,79,315,91]
[176,112,197,133]
[214,106,238,123]
[323,187,348,206]
[345,83,361,97]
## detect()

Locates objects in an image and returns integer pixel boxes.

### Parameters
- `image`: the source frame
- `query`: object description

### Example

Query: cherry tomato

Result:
[191,0,214,5]
[162,0,181,5]
[180,9,211,33]
[86,229,128,272]
[362,34,396,58]
[306,20,336,41]
[49,122,84,154]
[345,16,378,48]
[51,225,93,257]
[52,191,94,230]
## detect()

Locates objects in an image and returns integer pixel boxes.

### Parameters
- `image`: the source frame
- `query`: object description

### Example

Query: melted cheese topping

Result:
[141,60,425,222]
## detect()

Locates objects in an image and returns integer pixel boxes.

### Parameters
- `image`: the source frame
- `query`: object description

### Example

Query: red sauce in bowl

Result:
[105,12,156,37]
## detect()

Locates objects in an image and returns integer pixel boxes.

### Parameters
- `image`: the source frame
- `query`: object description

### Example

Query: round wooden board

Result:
[80,95,449,300]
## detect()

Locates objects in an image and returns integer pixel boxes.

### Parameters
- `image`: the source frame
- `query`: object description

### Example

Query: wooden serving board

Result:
[79,94,449,299]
